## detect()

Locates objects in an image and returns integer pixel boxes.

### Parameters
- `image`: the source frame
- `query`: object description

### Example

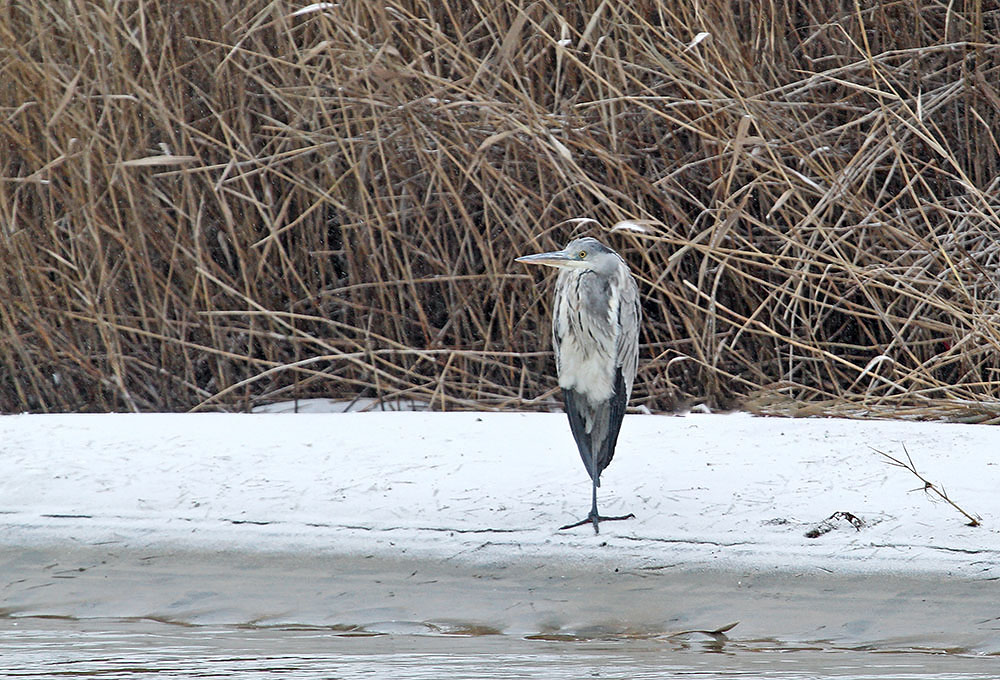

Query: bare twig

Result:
[873,444,982,527]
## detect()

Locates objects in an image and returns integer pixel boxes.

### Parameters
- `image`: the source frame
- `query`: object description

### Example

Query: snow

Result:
[1,410,997,577]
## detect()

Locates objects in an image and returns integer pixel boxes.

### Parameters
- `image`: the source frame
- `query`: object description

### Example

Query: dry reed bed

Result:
[1,1,999,419]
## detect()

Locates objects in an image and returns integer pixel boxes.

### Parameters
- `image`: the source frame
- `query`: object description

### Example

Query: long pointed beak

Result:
[515,250,575,268]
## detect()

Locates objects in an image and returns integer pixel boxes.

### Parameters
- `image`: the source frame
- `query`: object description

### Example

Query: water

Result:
[2,618,996,679]
[1,544,997,678]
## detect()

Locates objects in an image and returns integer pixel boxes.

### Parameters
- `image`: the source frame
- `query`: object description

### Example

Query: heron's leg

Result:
[558,479,635,534]
[590,481,599,530]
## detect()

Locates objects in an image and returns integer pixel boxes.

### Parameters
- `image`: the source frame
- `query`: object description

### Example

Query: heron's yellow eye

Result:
[578,250,587,258]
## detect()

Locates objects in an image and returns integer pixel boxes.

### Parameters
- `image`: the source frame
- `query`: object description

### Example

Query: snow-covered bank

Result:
[1,411,997,576]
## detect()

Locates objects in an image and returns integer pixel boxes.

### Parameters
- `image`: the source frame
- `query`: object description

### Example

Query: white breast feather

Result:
[552,269,623,404]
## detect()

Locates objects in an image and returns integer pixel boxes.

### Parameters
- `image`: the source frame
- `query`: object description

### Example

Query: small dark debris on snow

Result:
[805,511,865,539]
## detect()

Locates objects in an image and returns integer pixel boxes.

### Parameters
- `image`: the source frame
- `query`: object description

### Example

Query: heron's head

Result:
[515,237,622,276]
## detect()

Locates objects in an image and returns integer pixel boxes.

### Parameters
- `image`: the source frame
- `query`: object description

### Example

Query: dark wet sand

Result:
[1,541,997,655]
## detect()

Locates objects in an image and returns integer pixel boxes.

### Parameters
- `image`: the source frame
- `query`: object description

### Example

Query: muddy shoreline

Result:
[2,541,996,654]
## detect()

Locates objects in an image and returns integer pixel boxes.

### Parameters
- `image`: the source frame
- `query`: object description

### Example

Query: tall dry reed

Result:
[1,1,999,419]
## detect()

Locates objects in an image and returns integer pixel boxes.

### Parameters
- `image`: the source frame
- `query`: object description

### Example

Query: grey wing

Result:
[594,271,640,479]
[565,383,620,485]
[594,367,627,480]
[562,388,597,481]
[615,270,641,399]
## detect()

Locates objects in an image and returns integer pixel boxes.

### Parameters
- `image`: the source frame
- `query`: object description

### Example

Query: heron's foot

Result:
[559,511,635,534]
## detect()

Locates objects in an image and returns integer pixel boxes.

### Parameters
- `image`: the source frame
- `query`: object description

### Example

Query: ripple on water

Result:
[1,616,997,680]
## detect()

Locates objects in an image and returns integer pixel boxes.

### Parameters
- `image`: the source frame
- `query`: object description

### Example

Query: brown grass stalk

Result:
[0,1,998,417]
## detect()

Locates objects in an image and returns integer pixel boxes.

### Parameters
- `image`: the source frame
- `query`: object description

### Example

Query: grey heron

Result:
[516,236,641,534]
